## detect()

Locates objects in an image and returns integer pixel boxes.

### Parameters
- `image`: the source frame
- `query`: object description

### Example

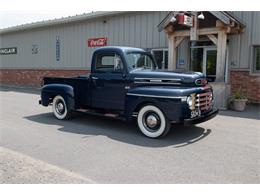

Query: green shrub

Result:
[233,89,247,100]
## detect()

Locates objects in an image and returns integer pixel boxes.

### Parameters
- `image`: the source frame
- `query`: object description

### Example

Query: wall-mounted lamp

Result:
[198,12,205,20]
[170,16,176,23]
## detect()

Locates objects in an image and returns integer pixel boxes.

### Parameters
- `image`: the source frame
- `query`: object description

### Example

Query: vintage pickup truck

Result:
[39,46,218,138]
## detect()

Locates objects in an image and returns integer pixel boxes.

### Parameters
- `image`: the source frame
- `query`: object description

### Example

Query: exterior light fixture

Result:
[170,16,176,23]
[198,12,205,20]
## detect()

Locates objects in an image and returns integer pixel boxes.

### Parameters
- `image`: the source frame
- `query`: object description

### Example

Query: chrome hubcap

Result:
[56,102,65,114]
[142,111,161,132]
[146,115,158,128]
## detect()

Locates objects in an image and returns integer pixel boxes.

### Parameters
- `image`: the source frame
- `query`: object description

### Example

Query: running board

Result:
[76,108,126,121]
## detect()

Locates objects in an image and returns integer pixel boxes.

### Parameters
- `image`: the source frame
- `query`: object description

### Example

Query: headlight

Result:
[186,94,196,110]
[186,96,193,107]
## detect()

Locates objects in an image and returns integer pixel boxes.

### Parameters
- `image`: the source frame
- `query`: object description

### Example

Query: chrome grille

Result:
[195,92,213,111]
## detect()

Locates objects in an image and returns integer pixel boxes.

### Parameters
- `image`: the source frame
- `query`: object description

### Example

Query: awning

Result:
[158,11,245,34]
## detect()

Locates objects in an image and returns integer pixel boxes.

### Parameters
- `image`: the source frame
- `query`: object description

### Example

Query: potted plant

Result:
[230,89,248,111]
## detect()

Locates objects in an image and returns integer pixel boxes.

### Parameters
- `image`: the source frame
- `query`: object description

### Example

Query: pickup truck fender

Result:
[41,84,75,110]
[124,87,189,122]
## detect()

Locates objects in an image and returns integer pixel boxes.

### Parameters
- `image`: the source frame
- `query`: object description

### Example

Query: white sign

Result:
[178,15,193,27]
[0,47,17,55]
[183,15,193,27]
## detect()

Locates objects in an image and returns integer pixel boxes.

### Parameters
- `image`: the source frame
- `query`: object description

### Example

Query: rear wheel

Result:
[52,95,72,120]
[137,105,171,138]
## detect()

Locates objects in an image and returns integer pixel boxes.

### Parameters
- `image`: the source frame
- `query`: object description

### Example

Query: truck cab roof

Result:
[94,46,146,54]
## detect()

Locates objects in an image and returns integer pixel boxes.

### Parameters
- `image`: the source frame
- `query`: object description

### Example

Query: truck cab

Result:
[40,46,218,138]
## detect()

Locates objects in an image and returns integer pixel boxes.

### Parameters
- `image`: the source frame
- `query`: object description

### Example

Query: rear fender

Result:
[40,84,75,110]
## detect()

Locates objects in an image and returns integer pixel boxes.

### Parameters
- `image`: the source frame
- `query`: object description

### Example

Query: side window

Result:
[95,54,123,72]
[253,46,260,73]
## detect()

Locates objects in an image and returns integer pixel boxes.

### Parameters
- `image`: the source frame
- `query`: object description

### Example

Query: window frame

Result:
[94,52,124,74]
[251,45,260,74]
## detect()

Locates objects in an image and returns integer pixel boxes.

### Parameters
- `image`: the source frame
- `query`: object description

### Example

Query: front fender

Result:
[40,84,75,110]
[124,87,187,122]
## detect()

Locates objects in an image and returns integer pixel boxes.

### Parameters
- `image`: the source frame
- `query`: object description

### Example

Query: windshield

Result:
[125,52,156,70]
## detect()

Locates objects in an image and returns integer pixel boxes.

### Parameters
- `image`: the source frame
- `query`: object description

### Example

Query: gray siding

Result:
[2,11,259,71]
[0,11,168,70]
[229,11,260,70]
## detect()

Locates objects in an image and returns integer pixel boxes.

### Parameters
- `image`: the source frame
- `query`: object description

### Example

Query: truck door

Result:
[91,52,127,110]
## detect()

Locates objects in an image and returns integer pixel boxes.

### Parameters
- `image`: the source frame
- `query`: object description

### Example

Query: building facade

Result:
[0,11,259,106]
[0,11,169,87]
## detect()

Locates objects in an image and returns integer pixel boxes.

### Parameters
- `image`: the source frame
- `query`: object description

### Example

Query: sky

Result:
[0,0,97,29]
[0,11,91,29]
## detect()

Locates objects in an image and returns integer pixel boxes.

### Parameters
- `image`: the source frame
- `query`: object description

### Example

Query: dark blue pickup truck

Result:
[39,46,218,138]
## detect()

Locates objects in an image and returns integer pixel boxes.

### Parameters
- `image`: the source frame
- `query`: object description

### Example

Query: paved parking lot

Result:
[0,86,259,183]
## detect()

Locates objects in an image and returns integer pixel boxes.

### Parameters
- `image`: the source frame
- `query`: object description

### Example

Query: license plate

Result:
[191,109,201,118]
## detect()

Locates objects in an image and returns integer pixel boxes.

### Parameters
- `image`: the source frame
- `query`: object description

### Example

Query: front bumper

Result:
[184,108,219,125]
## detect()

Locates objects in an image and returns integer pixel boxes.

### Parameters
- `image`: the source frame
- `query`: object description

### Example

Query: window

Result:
[95,54,123,72]
[152,49,168,69]
[253,46,260,73]
[125,52,155,70]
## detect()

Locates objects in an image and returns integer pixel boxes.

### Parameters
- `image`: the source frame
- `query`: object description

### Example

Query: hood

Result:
[129,69,207,87]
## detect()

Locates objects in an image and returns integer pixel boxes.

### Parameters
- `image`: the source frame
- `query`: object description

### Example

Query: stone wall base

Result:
[0,69,90,87]
[1,69,259,105]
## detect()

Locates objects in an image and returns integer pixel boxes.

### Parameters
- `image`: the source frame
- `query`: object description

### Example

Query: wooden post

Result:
[216,30,227,82]
[168,35,177,71]
[190,13,198,41]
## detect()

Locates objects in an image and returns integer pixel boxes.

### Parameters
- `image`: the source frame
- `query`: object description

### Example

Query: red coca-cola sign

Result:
[88,37,108,47]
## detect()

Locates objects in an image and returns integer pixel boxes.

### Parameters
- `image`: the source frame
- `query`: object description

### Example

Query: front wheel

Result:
[52,95,72,120]
[137,105,171,138]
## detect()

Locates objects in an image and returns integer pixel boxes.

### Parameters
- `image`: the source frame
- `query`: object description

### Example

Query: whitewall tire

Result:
[52,95,72,120]
[137,105,171,138]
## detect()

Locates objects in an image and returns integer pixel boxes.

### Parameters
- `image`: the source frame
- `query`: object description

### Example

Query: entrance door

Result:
[190,44,217,82]
[203,48,217,82]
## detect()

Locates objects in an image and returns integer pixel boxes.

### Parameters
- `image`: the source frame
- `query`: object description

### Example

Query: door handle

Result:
[92,76,99,80]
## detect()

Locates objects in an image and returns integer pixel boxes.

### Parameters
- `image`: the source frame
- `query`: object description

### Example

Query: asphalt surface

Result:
[0,146,94,183]
[0,86,259,183]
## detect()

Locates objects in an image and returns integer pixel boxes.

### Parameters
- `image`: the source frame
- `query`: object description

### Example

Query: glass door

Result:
[190,44,217,82]
[203,48,217,82]
[190,47,204,72]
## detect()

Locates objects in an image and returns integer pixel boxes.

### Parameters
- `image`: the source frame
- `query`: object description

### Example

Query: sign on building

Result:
[32,44,39,54]
[0,47,17,55]
[88,37,107,47]
[56,36,60,61]
[178,14,193,27]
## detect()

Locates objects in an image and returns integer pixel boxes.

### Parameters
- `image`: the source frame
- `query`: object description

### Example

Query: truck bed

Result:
[43,75,91,108]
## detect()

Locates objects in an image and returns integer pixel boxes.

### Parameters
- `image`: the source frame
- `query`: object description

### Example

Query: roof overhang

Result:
[0,11,129,35]
[158,11,245,35]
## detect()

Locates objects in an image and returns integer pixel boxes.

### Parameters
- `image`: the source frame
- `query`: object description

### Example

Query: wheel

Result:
[137,105,171,138]
[52,95,72,120]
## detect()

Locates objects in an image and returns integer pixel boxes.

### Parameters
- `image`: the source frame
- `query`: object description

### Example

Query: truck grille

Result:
[195,92,213,112]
